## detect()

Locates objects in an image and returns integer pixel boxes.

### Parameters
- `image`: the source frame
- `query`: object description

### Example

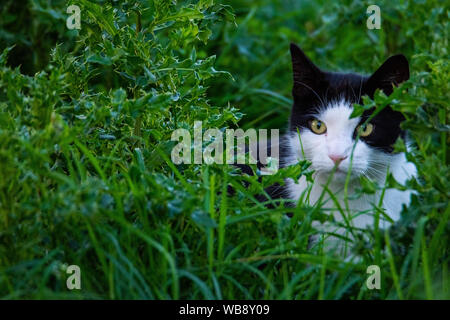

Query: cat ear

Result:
[366,54,409,95]
[290,43,322,97]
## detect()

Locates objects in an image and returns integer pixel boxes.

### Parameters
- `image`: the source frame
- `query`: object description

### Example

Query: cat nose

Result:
[328,154,347,165]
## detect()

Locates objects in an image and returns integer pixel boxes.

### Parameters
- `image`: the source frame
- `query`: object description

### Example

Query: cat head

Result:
[288,43,409,179]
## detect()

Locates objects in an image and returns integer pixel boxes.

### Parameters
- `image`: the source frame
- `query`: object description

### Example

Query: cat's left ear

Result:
[366,55,409,95]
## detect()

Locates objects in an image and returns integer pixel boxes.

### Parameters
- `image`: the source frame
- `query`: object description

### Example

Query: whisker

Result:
[293,80,325,106]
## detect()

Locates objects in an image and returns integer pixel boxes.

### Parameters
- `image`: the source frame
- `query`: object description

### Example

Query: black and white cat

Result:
[274,44,416,237]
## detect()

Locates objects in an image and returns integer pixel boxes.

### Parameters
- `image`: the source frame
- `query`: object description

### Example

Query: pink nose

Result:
[329,154,347,164]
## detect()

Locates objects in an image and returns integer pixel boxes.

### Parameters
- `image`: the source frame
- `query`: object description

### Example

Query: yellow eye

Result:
[358,123,374,137]
[309,119,327,134]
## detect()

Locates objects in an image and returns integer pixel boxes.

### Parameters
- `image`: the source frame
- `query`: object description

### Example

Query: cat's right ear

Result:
[290,43,322,97]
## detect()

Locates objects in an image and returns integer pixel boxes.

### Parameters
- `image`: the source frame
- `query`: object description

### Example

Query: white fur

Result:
[283,100,417,241]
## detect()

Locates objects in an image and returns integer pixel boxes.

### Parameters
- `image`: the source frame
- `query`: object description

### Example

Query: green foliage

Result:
[0,0,448,299]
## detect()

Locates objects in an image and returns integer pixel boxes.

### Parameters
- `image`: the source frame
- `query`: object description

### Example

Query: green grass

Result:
[0,0,448,299]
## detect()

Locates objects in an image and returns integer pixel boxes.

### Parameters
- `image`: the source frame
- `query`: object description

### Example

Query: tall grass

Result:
[0,0,448,299]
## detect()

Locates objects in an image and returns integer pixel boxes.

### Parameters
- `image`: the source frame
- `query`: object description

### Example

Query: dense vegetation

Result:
[0,0,448,299]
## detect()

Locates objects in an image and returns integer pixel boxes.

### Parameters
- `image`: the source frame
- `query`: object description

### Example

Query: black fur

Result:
[230,44,410,206]
[289,43,409,153]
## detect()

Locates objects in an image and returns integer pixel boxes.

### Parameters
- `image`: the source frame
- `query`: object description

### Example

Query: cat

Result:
[255,44,417,253]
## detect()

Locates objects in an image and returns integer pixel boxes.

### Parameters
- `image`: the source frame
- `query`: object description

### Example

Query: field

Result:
[0,0,448,299]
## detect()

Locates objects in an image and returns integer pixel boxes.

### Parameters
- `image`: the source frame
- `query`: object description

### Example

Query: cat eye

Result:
[357,123,374,137]
[309,119,327,134]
